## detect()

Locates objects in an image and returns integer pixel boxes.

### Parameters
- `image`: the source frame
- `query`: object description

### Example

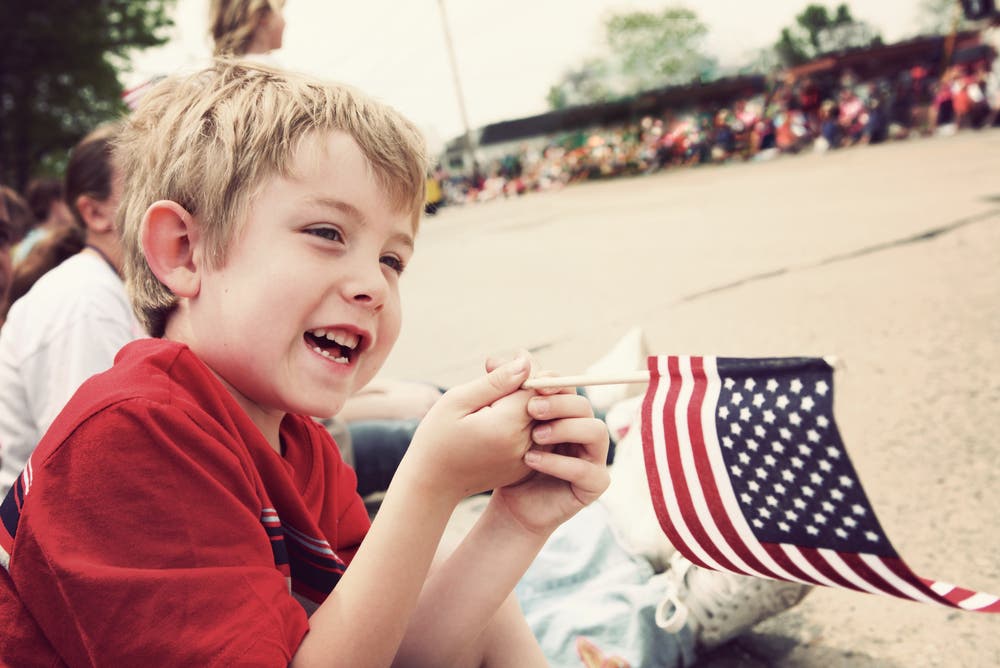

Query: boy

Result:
[0,61,610,666]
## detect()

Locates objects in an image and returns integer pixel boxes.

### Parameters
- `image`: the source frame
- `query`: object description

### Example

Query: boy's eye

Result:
[305,227,343,242]
[380,255,405,274]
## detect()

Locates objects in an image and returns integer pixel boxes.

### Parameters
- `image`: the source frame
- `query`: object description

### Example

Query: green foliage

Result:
[546,5,716,110]
[773,3,882,66]
[0,0,174,189]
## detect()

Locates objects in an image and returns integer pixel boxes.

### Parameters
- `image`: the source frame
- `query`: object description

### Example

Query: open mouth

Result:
[304,328,362,365]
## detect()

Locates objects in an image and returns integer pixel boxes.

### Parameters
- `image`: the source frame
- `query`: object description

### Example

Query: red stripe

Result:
[757,543,824,585]
[686,357,786,580]
[793,546,870,593]
[641,357,706,567]
[660,356,742,571]
[838,552,916,599]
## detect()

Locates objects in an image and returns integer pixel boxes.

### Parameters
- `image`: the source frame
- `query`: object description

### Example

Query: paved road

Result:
[383,129,1000,666]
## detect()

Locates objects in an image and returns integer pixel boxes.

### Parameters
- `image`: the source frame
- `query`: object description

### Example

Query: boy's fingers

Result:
[446,354,531,413]
[527,393,594,421]
[531,418,609,462]
[523,450,610,502]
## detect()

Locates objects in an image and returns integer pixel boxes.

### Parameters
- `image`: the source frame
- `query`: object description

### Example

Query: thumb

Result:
[447,353,531,413]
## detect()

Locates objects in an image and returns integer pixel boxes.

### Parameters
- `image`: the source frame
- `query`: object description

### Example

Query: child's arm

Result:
[393,381,611,667]
[292,354,541,668]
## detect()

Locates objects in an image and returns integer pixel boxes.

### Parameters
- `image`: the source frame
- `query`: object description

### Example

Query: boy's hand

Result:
[490,371,611,537]
[401,353,538,503]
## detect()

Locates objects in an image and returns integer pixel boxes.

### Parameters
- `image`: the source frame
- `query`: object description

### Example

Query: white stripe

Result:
[779,544,842,588]
[0,545,9,572]
[859,554,939,605]
[693,357,809,583]
[958,592,999,610]
[930,581,955,596]
[672,357,776,579]
[23,458,32,495]
[283,524,336,556]
[649,357,725,571]
[817,548,896,597]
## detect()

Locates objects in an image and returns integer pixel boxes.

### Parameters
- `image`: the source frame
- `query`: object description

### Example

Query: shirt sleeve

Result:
[9,399,308,667]
[22,288,136,437]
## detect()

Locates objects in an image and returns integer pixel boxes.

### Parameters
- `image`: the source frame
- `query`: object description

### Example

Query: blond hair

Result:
[116,59,427,337]
[210,0,281,56]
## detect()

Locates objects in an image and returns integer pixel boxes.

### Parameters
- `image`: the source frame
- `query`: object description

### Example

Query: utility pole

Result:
[436,0,479,175]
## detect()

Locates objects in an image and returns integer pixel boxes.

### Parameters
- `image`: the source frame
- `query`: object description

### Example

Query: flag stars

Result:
[801,396,815,412]
[753,518,764,528]
[852,504,866,516]
[776,395,790,410]
[740,407,751,422]
[763,454,777,467]
[746,439,759,452]
[798,444,812,456]
[753,393,765,408]
[781,469,795,482]
[771,441,785,453]
[839,476,854,488]
[730,423,742,435]
[779,427,792,440]
[738,452,751,465]
[821,501,835,513]
[790,379,803,394]
[818,460,832,473]
[754,425,766,437]
[785,510,799,521]
[826,446,840,459]
[758,507,771,519]
[793,498,807,510]
[817,416,830,428]
[806,525,819,536]
[835,528,848,539]
[765,495,778,507]
[731,392,743,406]
[744,378,756,391]
[807,429,821,443]
[791,457,804,469]
[762,410,776,424]
[778,522,791,532]
[802,486,815,498]
[740,492,753,504]
[843,517,858,528]
[724,378,735,390]
[789,412,802,426]
[748,481,761,492]
[773,483,787,494]
[722,436,734,449]
[766,379,779,393]
[730,465,743,477]
[865,531,880,542]
[719,406,730,419]
[813,513,827,524]
[755,467,768,480]
[830,489,845,501]
[815,380,829,396]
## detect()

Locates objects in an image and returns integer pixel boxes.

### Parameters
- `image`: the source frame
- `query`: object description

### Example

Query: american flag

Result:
[640,355,1000,612]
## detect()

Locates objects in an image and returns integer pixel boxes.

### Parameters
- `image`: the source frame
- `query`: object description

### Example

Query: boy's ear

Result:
[142,200,201,298]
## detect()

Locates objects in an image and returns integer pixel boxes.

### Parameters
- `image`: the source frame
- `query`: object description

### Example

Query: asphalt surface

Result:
[381,129,1000,667]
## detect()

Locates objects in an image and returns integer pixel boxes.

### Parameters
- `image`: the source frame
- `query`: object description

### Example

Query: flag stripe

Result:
[641,359,714,570]
[860,555,941,605]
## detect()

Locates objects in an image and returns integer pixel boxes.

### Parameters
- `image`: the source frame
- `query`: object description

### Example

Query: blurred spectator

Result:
[13,178,73,265]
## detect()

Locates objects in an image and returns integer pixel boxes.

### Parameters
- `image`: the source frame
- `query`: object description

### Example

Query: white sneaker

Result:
[654,552,811,650]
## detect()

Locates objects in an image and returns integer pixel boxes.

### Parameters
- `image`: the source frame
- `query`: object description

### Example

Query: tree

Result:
[605,8,716,93]
[0,1,174,189]
[546,5,716,110]
[919,0,973,35]
[773,3,882,67]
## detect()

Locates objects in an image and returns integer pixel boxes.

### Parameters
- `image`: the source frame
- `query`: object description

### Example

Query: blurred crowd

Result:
[428,55,1000,210]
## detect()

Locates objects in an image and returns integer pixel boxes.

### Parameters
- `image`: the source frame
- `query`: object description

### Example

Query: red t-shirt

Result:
[0,338,370,666]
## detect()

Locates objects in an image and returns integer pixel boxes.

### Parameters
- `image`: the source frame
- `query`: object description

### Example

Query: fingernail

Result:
[509,355,528,374]
[533,425,551,441]
[530,397,549,415]
[524,451,541,464]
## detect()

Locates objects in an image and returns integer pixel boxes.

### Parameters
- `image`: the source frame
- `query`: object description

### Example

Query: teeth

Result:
[312,345,349,364]
[309,328,360,350]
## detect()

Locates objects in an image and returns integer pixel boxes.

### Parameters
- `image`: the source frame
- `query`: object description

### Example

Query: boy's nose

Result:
[340,260,387,311]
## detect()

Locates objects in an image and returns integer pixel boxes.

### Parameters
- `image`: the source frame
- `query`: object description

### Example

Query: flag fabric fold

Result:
[640,354,999,613]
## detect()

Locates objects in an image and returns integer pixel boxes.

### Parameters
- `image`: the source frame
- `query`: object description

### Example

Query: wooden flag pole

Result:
[522,370,651,390]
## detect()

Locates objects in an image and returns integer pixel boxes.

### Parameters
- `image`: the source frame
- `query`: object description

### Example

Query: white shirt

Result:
[0,250,143,496]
